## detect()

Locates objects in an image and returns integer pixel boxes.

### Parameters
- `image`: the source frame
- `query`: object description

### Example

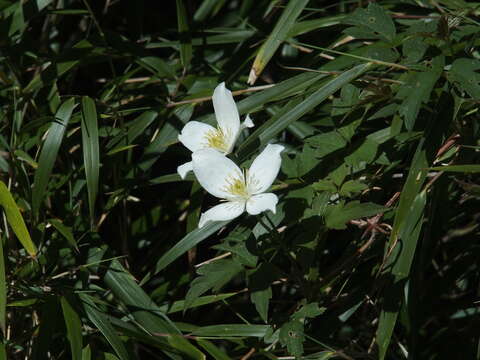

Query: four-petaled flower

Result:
[191,144,284,228]
[177,82,254,179]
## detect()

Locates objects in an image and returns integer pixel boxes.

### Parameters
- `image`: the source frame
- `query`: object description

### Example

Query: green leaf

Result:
[343,2,396,42]
[0,181,37,256]
[191,324,269,337]
[0,234,5,335]
[339,180,368,196]
[376,191,426,360]
[238,62,373,159]
[176,0,192,69]
[250,287,272,323]
[185,259,243,311]
[155,221,228,273]
[106,110,158,151]
[166,334,206,360]
[325,201,388,230]
[430,164,480,173]
[448,58,480,99]
[61,296,83,360]
[396,57,443,130]
[196,339,231,360]
[158,293,238,314]
[32,98,76,218]
[279,320,304,357]
[248,0,309,84]
[48,218,76,249]
[82,345,91,360]
[80,294,130,360]
[81,96,100,228]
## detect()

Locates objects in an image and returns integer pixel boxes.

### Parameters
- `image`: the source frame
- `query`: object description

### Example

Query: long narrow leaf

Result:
[80,294,130,360]
[155,221,228,273]
[81,96,100,228]
[32,98,76,218]
[0,181,37,256]
[61,296,83,360]
[0,234,5,335]
[238,63,373,159]
[248,0,309,84]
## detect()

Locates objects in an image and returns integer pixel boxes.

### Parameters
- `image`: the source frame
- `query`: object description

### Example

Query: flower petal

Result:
[247,144,284,194]
[178,121,216,152]
[246,193,278,215]
[241,114,254,129]
[192,148,244,199]
[177,161,193,180]
[199,201,245,228]
[213,82,240,141]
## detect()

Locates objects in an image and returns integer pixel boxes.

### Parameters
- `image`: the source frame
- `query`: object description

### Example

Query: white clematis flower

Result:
[177,82,254,179]
[192,144,284,228]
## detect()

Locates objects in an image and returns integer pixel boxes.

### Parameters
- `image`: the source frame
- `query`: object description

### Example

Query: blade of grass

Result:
[248,0,309,84]
[190,324,269,338]
[81,96,100,228]
[0,233,5,335]
[80,294,130,360]
[0,181,37,257]
[155,221,229,274]
[176,0,192,69]
[61,296,83,360]
[238,62,373,160]
[32,98,76,219]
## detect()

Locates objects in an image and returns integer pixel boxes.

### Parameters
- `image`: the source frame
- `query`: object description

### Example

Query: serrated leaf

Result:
[325,201,388,230]
[448,58,480,99]
[279,320,304,357]
[343,3,396,42]
[339,180,368,196]
[250,287,272,323]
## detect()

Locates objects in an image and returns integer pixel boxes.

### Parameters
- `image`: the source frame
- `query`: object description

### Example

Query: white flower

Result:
[177,82,254,179]
[191,144,284,228]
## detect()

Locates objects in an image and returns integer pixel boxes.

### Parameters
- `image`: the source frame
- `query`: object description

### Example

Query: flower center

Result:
[204,128,230,153]
[223,170,249,199]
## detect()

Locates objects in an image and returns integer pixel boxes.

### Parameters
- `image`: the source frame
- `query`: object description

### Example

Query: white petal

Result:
[241,114,254,129]
[178,121,216,152]
[199,201,245,228]
[213,82,240,142]
[177,161,193,180]
[246,193,278,215]
[247,144,284,194]
[192,148,244,199]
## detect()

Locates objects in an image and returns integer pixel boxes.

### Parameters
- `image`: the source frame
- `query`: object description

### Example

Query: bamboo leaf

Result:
[32,98,76,218]
[81,96,100,228]
[248,0,309,84]
[176,0,192,69]
[61,296,83,360]
[238,63,373,159]
[80,294,130,360]
[0,234,5,335]
[155,221,229,274]
[0,181,37,256]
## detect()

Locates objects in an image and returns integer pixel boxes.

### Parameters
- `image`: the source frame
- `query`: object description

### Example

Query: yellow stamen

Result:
[223,171,249,198]
[204,128,230,153]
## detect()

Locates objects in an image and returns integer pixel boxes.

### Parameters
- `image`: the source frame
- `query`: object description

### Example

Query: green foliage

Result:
[0,0,479,359]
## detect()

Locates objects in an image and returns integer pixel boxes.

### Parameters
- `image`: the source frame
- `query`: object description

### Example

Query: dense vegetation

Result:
[1,0,479,359]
